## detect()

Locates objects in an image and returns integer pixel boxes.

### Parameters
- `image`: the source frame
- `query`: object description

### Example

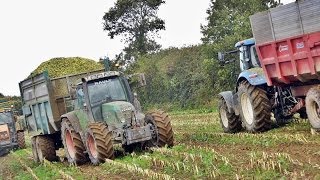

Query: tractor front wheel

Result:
[85,123,114,165]
[145,111,174,147]
[238,81,272,132]
[218,97,242,133]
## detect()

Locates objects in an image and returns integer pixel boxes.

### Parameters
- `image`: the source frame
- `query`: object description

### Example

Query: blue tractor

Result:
[217,39,301,133]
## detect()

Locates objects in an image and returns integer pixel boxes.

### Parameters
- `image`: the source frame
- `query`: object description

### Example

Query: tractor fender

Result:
[60,112,82,133]
[218,91,240,115]
[237,67,267,87]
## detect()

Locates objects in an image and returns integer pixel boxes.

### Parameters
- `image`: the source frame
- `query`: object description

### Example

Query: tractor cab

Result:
[0,110,21,156]
[218,38,261,71]
[75,71,146,138]
[234,38,260,71]
[0,110,15,144]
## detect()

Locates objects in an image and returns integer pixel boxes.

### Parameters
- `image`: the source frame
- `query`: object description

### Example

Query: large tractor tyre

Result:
[218,97,242,133]
[61,119,88,165]
[85,123,114,165]
[145,111,174,147]
[31,136,39,162]
[35,136,57,162]
[238,81,272,133]
[17,131,26,149]
[306,87,320,130]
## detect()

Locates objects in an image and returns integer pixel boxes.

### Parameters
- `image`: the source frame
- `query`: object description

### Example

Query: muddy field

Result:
[1,112,320,179]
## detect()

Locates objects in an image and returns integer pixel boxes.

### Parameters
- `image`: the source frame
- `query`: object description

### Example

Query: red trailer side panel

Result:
[257,31,320,86]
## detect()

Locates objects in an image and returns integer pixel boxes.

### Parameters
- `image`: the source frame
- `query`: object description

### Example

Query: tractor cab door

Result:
[74,86,92,129]
[239,45,261,71]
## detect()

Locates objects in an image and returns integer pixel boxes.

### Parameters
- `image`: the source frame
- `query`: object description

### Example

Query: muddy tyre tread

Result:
[61,119,87,165]
[306,87,320,130]
[238,81,272,132]
[219,98,242,133]
[36,136,57,162]
[31,137,39,162]
[150,111,174,147]
[86,123,114,165]
[17,131,26,149]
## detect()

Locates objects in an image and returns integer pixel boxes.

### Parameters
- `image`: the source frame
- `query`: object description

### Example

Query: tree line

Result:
[103,0,280,110]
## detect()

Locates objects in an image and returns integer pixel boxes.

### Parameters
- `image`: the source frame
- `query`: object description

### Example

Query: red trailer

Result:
[257,31,320,88]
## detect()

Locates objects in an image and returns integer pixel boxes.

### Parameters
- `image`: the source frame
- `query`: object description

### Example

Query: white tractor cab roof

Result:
[82,71,121,83]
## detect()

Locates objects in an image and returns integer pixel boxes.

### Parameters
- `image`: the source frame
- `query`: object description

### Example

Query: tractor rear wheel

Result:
[17,131,26,149]
[35,136,57,162]
[145,111,174,147]
[85,123,114,165]
[238,81,272,132]
[218,97,242,133]
[61,119,87,165]
[306,87,320,130]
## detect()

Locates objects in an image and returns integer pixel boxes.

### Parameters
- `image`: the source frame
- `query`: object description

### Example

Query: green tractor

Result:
[20,70,174,165]
[0,109,26,156]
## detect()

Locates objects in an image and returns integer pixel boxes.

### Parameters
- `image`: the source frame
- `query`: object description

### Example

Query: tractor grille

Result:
[0,124,10,141]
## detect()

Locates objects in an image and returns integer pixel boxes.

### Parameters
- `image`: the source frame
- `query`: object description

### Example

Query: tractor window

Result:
[76,88,85,109]
[239,46,246,71]
[250,45,261,67]
[0,112,12,123]
[87,77,128,107]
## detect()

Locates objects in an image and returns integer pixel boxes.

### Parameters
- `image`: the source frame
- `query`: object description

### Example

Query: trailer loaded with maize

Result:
[20,68,174,165]
[218,0,320,133]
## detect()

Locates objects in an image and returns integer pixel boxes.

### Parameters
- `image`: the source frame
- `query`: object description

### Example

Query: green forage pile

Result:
[30,57,104,78]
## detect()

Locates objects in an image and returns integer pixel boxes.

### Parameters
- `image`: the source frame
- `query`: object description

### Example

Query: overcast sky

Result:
[0,0,294,96]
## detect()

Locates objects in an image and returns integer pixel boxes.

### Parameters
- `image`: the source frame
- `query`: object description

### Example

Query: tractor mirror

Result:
[128,73,147,88]
[138,73,146,87]
[218,52,225,61]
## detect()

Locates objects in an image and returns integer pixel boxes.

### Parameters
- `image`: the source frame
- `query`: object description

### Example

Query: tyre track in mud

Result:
[25,149,134,180]
[24,149,74,180]
[11,151,39,180]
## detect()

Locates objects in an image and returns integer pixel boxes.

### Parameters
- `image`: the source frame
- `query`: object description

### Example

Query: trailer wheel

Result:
[17,131,26,149]
[61,119,88,165]
[35,136,57,162]
[306,87,320,130]
[219,97,242,133]
[238,81,272,132]
[145,111,174,147]
[31,136,39,162]
[85,123,114,165]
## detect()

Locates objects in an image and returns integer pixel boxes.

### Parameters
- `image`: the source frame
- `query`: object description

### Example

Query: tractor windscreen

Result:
[0,112,12,124]
[87,77,128,107]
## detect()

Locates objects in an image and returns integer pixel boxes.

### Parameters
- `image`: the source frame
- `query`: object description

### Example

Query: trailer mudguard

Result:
[237,67,267,86]
[218,91,239,115]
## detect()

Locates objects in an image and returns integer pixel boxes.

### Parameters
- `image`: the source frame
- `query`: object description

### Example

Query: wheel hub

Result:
[148,122,158,146]
[220,107,229,128]
[87,134,98,159]
[65,129,76,159]
[311,101,320,120]
[241,93,254,125]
